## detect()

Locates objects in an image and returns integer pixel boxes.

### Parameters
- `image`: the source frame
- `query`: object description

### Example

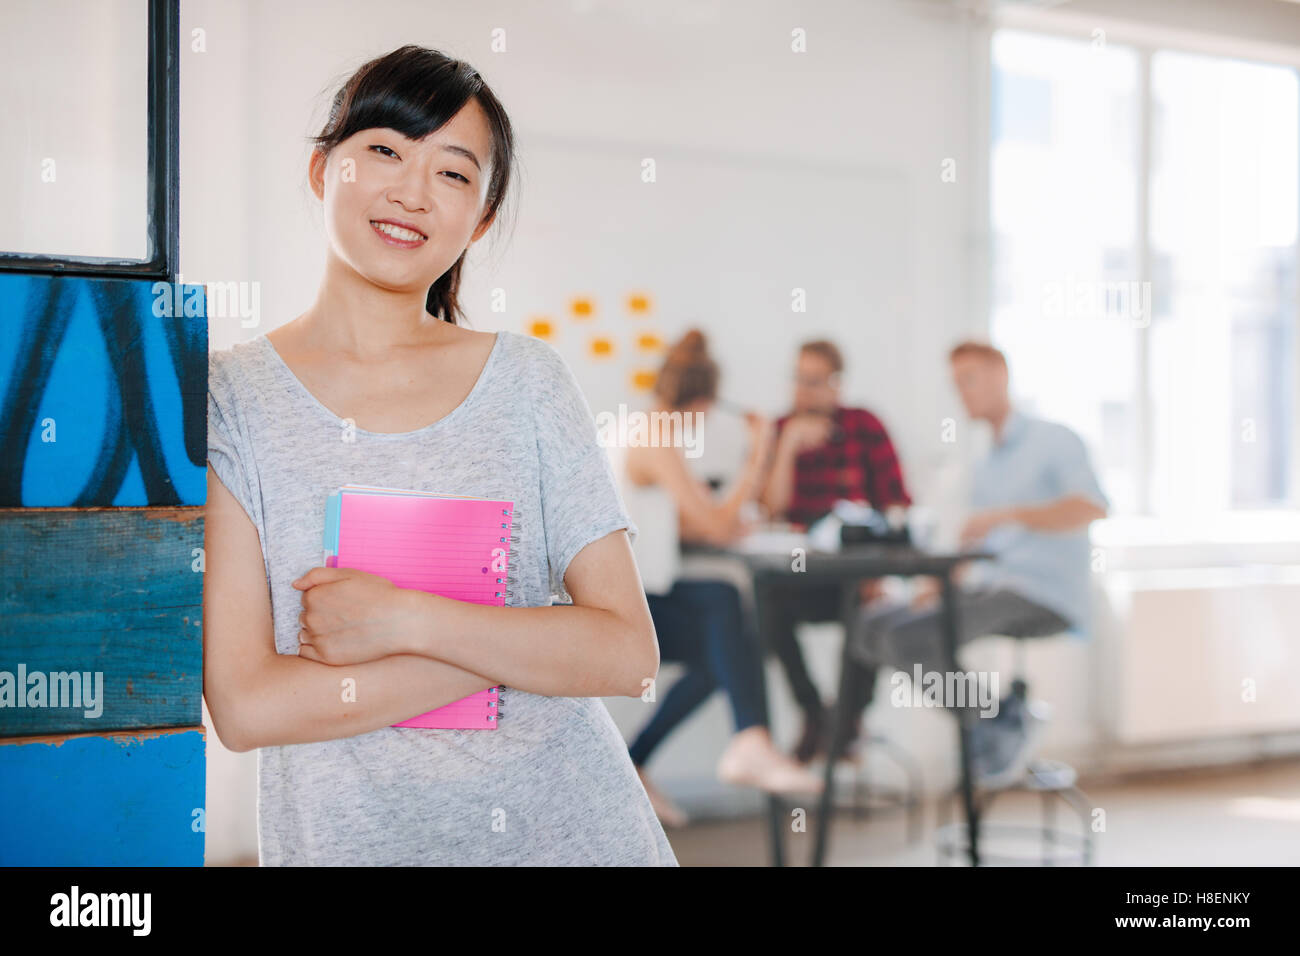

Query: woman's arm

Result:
[634,438,762,547]
[405,528,659,698]
[202,466,495,752]
[298,527,660,699]
[757,437,795,517]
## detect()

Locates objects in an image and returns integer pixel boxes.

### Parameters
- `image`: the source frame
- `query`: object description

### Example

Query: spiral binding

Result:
[492,507,511,725]
[495,506,512,600]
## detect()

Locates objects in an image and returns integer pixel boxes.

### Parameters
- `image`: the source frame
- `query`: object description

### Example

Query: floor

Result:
[662,758,1300,866]
[216,758,1300,866]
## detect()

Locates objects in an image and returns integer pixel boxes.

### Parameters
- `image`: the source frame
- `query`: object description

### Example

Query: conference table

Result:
[681,536,992,866]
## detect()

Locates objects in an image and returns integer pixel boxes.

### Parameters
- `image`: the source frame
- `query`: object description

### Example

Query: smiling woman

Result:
[307,44,515,326]
[202,46,677,867]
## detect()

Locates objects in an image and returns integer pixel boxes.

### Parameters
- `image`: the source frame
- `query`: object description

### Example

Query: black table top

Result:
[682,542,992,580]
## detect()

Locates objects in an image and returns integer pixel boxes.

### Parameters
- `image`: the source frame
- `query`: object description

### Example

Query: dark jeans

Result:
[628,579,771,767]
[763,582,877,722]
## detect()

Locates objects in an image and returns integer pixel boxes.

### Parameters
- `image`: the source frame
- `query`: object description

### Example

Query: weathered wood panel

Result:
[0,507,204,736]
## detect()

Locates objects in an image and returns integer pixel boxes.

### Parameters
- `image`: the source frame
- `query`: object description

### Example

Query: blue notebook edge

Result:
[323,491,341,553]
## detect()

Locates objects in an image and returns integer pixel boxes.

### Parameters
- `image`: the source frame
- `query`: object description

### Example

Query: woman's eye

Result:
[369,144,399,158]
[443,171,470,183]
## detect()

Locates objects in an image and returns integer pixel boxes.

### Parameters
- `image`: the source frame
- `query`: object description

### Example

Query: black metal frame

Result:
[0,0,180,280]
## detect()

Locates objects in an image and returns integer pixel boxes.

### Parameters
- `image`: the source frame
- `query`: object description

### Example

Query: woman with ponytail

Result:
[623,329,823,827]
[204,46,676,865]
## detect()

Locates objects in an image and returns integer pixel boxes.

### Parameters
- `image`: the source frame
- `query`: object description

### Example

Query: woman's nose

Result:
[386,166,433,214]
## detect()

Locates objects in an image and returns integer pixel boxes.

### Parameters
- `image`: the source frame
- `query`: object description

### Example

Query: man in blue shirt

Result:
[853,341,1108,786]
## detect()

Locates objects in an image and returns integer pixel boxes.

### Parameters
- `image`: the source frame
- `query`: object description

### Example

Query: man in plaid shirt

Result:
[761,339,913,762]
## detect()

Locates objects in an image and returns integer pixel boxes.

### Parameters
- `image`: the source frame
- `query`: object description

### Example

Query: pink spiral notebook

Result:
[322,483,512,729]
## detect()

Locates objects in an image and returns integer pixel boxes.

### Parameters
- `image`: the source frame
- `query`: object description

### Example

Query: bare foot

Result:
[716,727,825,794]
[635,766,689,828]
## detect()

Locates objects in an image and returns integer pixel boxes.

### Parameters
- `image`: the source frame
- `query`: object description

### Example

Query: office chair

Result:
[934,629,1095,866]
[843,718,924,843]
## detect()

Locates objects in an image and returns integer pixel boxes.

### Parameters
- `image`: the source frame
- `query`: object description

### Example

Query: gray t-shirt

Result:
[207,328,678,866]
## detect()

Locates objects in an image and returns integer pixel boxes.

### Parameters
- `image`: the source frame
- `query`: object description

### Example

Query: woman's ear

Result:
[469,209,497,243]
[308,148,328,201]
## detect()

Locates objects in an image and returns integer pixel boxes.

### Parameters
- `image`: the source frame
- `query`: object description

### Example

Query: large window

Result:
[990,29,1298,518]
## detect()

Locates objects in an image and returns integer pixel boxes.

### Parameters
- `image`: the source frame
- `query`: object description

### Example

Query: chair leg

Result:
[813,594,865,867]
[906,786,923,845]
[1057,784,1096,866]
[936,787,952,864]
[939,573,980,865]
[851,765,867,820]
[767,794,785,867]
[1042,790,1056,866]
[872,732,926,843]
[813,659,861,866]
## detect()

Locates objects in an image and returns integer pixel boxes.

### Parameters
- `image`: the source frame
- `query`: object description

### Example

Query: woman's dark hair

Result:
[655,329,719,409]
[311,45,517,325]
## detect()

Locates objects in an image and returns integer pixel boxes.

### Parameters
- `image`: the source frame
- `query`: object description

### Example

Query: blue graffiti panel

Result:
[0,273,207,506]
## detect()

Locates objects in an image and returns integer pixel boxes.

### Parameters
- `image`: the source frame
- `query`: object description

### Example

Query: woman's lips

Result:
[370,219,428,247]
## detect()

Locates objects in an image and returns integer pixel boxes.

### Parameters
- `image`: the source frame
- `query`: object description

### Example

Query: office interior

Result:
[8,0,1296,867]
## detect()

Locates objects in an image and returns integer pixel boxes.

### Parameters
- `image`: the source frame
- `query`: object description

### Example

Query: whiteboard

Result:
[468,134,913,421]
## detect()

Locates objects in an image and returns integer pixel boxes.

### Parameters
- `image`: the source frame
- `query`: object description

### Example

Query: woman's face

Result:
[310,99,496,301]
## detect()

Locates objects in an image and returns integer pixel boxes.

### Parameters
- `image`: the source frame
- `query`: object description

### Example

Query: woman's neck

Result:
[300,253,453,357]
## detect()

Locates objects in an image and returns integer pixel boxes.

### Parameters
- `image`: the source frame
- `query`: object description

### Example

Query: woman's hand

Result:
[743,410,775,464]
[291,566,422,666]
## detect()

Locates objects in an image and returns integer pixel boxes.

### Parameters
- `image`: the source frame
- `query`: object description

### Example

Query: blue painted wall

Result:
[0,728,206,866]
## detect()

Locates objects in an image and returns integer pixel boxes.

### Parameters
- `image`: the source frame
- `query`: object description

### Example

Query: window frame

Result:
[0,0,179,280]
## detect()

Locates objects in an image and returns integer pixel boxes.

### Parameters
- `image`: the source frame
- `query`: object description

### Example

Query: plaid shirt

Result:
[773,406,912,527]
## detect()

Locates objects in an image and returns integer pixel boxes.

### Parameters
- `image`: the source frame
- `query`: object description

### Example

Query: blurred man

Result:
[760,339,913,762]
[855,341,1108,786]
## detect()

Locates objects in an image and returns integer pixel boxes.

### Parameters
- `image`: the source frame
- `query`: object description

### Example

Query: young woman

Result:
[203,46,677,866]
[624,331,824,826]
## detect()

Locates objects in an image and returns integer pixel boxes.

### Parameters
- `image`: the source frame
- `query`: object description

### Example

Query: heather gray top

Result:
[207,328,677,866]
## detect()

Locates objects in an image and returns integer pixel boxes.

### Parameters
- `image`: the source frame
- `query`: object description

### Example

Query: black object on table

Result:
[684,542,991,866]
